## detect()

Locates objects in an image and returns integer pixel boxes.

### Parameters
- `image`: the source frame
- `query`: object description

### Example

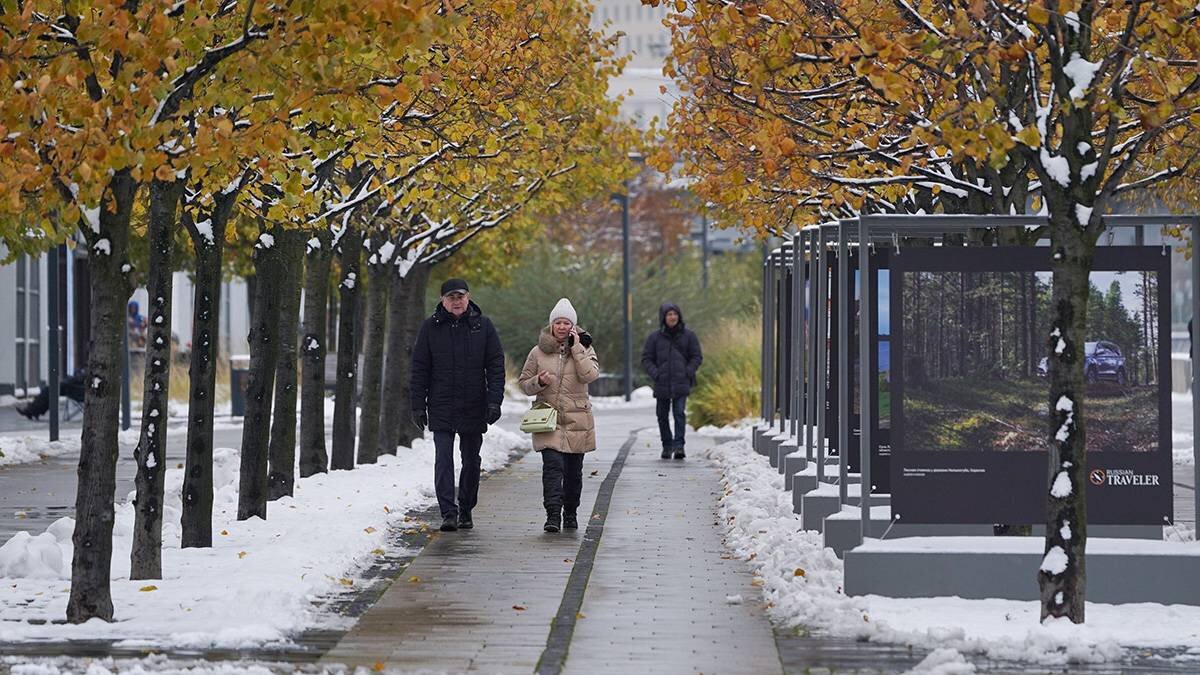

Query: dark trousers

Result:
[541,449,584,513]
[656,396,688,449]
[433,431,483,519]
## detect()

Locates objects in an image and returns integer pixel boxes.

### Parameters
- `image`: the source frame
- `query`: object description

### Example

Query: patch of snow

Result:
[145,453,157,469]
[121,264,132,273]
[1041,546,1069,575]
[0,436,77,468]
[82,206,101,234]
[1055,338,1066,355]
[1040,149,1071,188]
[0,428,526,647]
[341,272,357,289]
[1077,142,1092,156]
[377,240,396,265]
[255,233,275,250]
[1076,204,1093,227]
[306,237,321,253]
[1061,521,1072,541]
[1063,52,1101,100]
[1063,11,1080,32]
[1055,396,1073,412]
[93,239,111,256]
[1050,471,1072,498]
[1080,162,1098,181]
[704,435,1198,665]
[194,219,214,245]
[910,648,976,674]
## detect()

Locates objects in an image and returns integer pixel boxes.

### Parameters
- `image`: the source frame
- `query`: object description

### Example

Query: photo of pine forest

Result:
[900,269,1159,453]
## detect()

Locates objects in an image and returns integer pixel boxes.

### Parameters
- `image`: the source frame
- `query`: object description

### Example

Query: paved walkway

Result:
[320,408,779,674]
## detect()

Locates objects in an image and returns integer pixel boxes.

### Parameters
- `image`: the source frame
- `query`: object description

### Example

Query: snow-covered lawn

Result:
[706,435,1200,667]
[0,427,526,649]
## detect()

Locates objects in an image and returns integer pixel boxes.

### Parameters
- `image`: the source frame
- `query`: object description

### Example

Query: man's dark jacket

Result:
[640,302,703,399]
[410,301,505,433]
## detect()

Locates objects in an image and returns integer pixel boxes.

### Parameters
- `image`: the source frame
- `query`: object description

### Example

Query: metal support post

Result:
[858,217,873,539]
[837,222,850,504]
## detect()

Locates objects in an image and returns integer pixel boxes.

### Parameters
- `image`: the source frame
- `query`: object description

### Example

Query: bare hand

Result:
[538,370,555,386]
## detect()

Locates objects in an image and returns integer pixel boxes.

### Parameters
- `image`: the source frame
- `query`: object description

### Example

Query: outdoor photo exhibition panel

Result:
[824,246,891,493]
[889,246,1172,525]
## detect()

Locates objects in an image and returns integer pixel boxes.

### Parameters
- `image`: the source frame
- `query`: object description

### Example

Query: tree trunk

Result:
[130,178,183,580]
[237,225,283,520]
[267,229,305,499]
[68,169,136,624]
[356,232,391,464]
[299,228,333,477]
[330,225,363,470]
[1039,218,1095,623]
[180,189,235,548]
[379,261,431,454]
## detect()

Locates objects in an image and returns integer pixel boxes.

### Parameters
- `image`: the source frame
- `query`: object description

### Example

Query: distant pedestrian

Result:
[519,298,599,533]
[641,302,703,459]
[410,278,505,532]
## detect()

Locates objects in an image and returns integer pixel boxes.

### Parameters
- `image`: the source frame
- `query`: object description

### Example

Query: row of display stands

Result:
[756,215,1200,606]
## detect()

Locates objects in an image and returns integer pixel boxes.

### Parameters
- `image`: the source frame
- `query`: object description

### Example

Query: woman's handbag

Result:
[520,402,558,434]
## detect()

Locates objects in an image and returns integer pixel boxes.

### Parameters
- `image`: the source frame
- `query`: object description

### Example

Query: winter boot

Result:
[563,510,578,530]
[544,507,561,533]
[440,516,459,532]
[458,511,473,530]
[661,446,672,459]
[673,447,686,460]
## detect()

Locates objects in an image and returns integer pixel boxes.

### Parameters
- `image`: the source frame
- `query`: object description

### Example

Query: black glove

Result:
[567,333,575,348]
[579,332,592,348]
[486,402,502,425]
[411,409,427,432]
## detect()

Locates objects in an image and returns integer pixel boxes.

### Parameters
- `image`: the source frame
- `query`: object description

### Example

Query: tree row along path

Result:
[319,407,783,674]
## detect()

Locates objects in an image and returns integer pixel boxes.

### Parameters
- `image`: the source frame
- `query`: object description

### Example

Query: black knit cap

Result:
[440,278,470,296]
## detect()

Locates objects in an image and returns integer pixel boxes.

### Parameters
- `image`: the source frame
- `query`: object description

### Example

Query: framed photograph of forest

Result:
[889,246,1172,525]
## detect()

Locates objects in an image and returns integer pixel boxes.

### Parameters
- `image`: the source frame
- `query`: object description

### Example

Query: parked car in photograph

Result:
[1085,341,1127,384]
[1036,341,1127,385]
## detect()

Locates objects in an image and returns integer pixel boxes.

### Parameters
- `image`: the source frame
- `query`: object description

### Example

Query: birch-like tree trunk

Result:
[130,178,183,580]
[330,224,363,470]
[379,261,431,454]
[68,170,136,623]
[267,229,305,499]
[180,188,236,548]
[299,228,333,477]
[237,225,283,520]
[356,229,392,464]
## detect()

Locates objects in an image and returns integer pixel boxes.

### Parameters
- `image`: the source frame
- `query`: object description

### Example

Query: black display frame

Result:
[889,245,1173,525]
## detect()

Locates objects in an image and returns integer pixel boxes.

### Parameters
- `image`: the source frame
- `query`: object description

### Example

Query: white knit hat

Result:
[549,298,577,326]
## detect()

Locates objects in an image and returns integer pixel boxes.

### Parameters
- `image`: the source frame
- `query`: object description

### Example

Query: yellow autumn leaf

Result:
[139,585,158,592]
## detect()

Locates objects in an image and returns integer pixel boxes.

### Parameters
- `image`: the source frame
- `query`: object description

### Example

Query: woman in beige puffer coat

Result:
[519,298,599,533]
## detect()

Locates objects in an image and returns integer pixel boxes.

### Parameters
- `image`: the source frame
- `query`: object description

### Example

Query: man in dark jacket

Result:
[410,278,505,532]
[641,302,703,459]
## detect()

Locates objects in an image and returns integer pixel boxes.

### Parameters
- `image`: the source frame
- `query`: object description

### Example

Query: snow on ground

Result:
[705,434,1200,667]
[502,384,656,413]
[0,426,526,648]
[0,435,80,468]
[2,655,301,674]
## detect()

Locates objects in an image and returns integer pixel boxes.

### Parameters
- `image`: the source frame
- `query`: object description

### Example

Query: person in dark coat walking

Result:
[641,302,703,459]
[410,278,505,532]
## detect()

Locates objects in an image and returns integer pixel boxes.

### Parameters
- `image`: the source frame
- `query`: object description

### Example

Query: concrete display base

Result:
[766,433,789,468]
[775,442,799,475]
[781,454,808,491]
[823,505,987,558]
[844,536,1200,605]
[752,425,769,455]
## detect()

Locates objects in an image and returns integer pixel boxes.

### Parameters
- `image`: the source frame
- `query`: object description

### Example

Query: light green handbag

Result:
[520,402,558,434]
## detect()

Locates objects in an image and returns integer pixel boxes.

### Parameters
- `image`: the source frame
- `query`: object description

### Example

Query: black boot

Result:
[544,507,561,533]
[661,446,671,459]
[440,516,458,532]
[458,511,473,530]
[563,510,578,530]
[673,447,686,460]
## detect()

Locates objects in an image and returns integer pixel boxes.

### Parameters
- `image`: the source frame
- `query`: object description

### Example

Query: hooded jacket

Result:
[518,325,600,453]
[640,302,703,399]
[409,300,505,433]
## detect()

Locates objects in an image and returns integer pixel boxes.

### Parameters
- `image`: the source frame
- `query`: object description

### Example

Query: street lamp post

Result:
[620,189,633,401]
